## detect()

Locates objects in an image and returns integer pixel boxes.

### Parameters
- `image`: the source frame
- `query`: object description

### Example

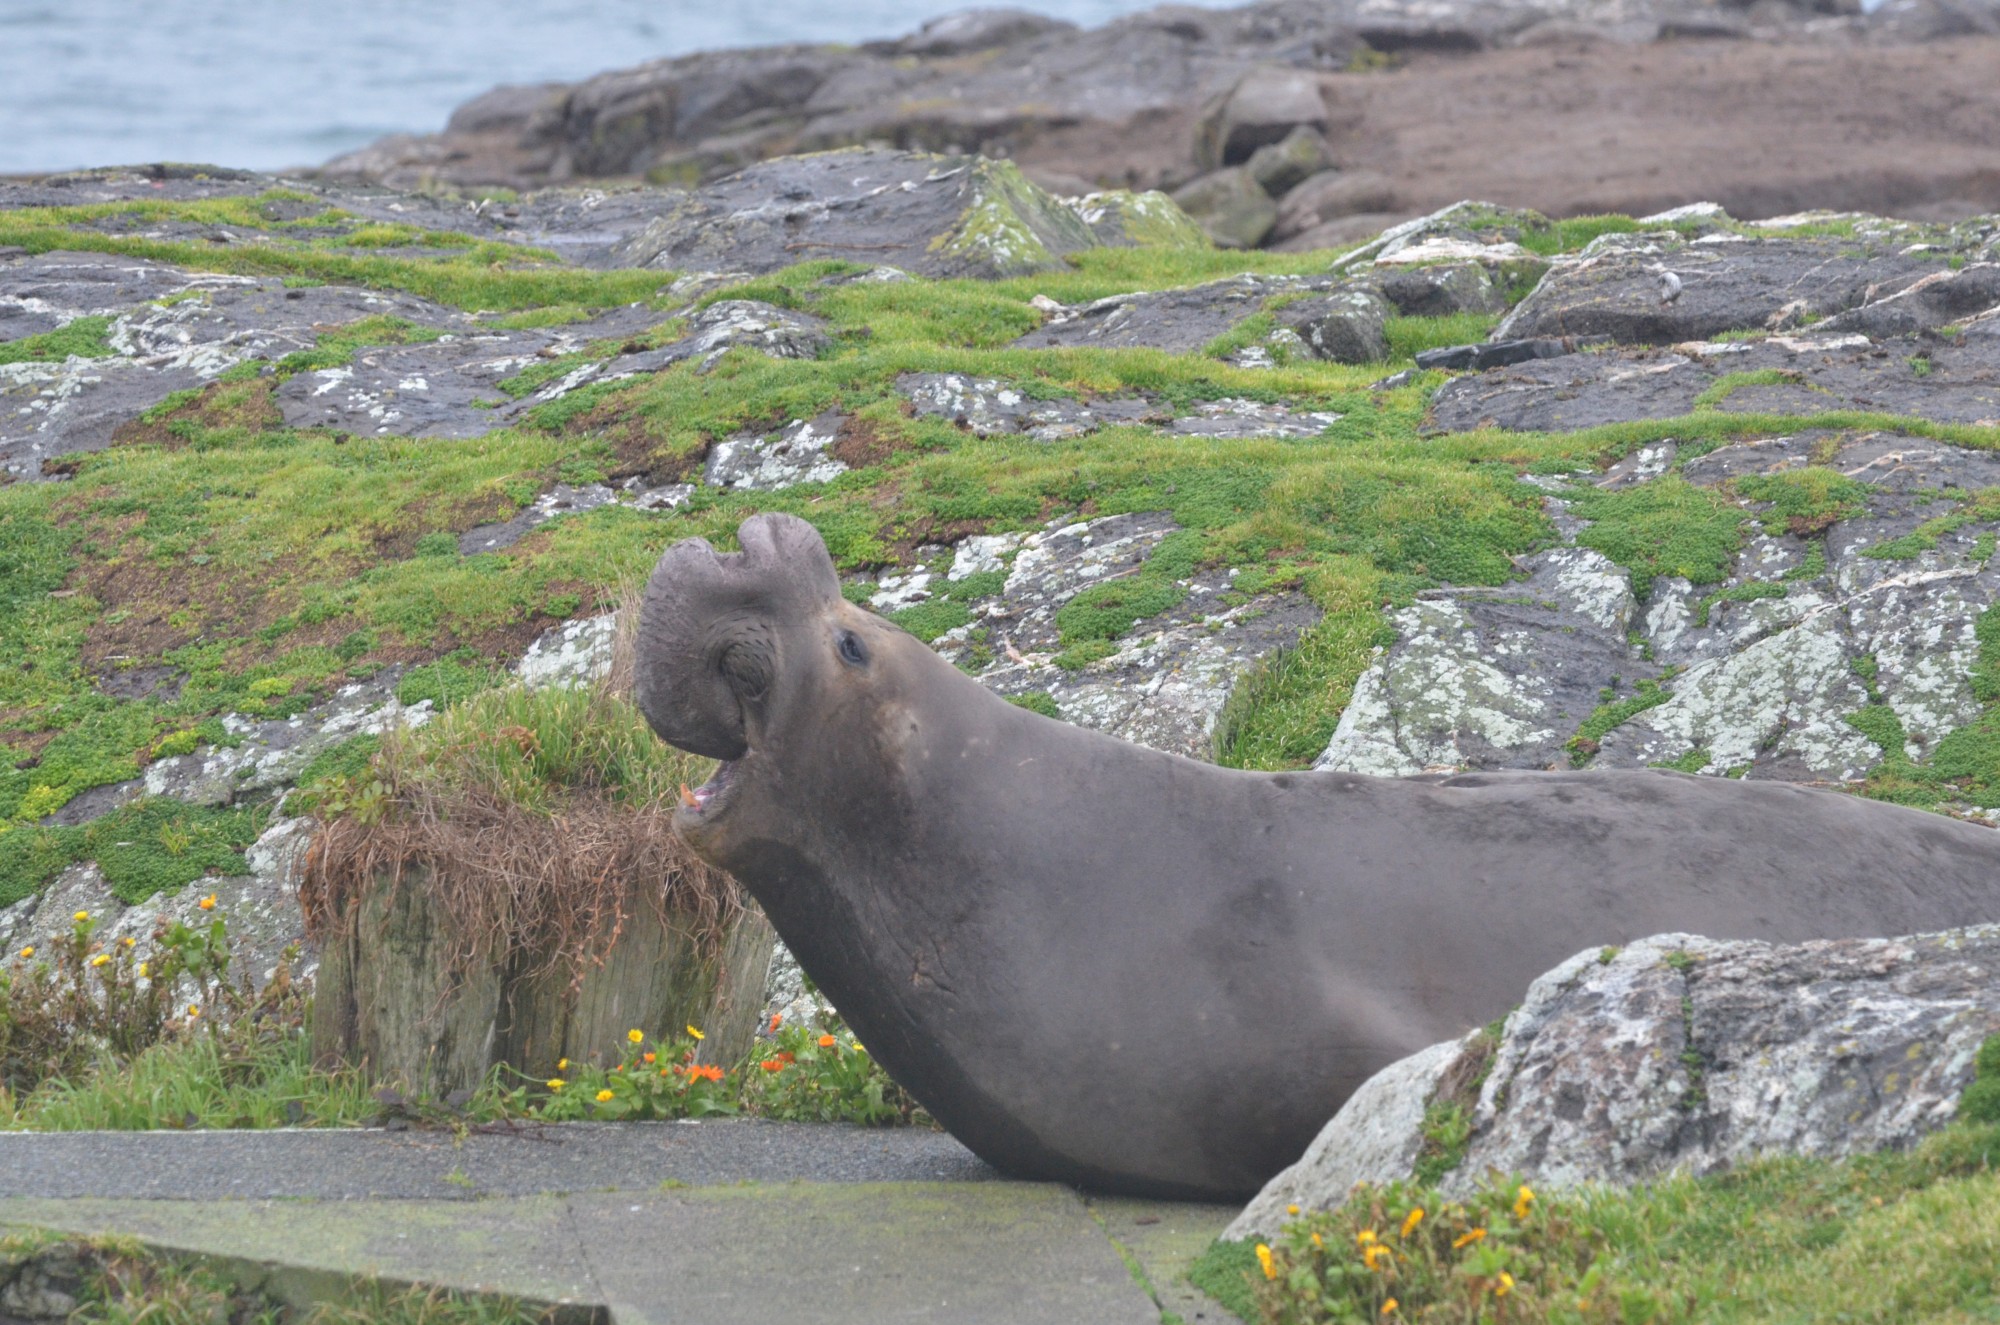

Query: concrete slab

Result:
[0,1183,1177,1325]
[0,1195,603,1318]
[1087,1196,1243,1324]
[0,1119,994,1199]
[571,1183,1160,1325]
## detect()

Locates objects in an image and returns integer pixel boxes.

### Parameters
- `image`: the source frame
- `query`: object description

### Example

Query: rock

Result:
[1225,1040,1467,1240]
[1194,66,1330,171]
[1414,335,1609,371]
[607,149,1117,280]
[705,409,850,491]
[1377,263,1509,318]
[1232,927,2000,1225]
[1170,167,1280,250]
[444,82,569,135]
[1165,398,1344,438]
[1272,170,1401,243]
[1319,436,2000,786]
[1494,231,1960,346]
[1064,190,1212,251]
[1,253,467,479]
[1428,329,2000,434]
[900,372,1161,439]
[897,8,1078,56]
[1818,262,2000,337]
[1269,212,1410,253]
[1013,274,1318,354]
[883,512,1324,761]
[0,1242,83,1320]
[1246,126,1333,198]
[1279,285,1393,364]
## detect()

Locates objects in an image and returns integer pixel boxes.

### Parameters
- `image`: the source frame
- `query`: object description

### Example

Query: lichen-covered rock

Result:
[1170,167,1280,250]
[1,252,466,478]
[1194,66,1330,171]
[918,512,1321,760]
[607,149,1112,280]
[705,409,849,491]
[1063,190,1211,251]
[1320,438,2000,787]
[1279,285,1393,364]
[1246,126,1334,199]
[900,372,1161,439]
[1231,927,2000,1225]
[1377,262,1509,318]
[1429,330,2000,434]
[1493,228,1977,346]
[1013,273,1322,353]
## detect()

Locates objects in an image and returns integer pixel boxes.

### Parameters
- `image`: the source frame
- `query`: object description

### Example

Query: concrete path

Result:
[0,1121,1243,1324]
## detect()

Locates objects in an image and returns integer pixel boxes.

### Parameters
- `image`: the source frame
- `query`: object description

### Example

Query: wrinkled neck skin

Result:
[673,599,1087,1174]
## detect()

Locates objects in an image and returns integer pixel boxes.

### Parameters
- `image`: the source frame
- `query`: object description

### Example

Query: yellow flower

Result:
[557,1058,569,1071]
[90,953,110,967]
[1255,1244,1276,1281]
[1286,1203,1300,1216]
[1356,1229,1378,1246]
[186,1004,200,1018]
[1382,1299,1399,1316]
[686,1024,705,1041]
[1514,1185,1536,1220]
[73,911,89,922]
[595,1089,614,1103]
[852,1042,865,1053]
[1400,1208,1424,1238]
[1310,1233,1324,1250]
[1363,1244,1393,1272]
[198,894,217,911]
[1453,1229,1487,1250]
[17,946,32,959]
[628,1029,644,1044]
[138,963,148,978]
[120,936,135,948]
[1495,1271,1515,1297]
[547,1078,566,1090]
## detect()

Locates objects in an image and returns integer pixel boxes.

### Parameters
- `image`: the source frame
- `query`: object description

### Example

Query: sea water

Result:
[0,0,1222,175]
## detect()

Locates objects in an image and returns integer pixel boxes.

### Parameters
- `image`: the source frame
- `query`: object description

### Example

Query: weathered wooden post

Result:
[301,675,773,1097]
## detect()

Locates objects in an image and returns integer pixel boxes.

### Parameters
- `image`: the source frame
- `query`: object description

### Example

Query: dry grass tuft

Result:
[301,590,739,988]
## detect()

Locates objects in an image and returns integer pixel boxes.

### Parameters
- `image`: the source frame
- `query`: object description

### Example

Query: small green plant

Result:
[1249,1177,1618,1323]
[526,1026,738,1122]
[740,1016,929,1125]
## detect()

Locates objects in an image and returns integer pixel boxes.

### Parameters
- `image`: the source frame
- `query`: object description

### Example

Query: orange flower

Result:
[198,894,217,910]
[1381,1300,1399,1316]
[1453,1229,1487,1250]
[1400,1208,1424,1238]
[1363,1244,1393,1272]
[761,1059,787,1072]
[642,1052,656,1065]
[818,1034,837,1048]
[768,1013,783,1032]
[687,1064,724,1083]
[1255,1244,1276,1280]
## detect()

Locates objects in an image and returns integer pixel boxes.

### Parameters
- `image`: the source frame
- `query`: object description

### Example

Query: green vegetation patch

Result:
[1566,476,1747,599]
[0,798,268,907]
[0,314,116,366]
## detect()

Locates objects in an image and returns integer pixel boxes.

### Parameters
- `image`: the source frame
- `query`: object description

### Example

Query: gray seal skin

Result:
[637,512,2000,1201]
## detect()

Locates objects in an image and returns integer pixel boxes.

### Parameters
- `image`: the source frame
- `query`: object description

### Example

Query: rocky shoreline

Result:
[317,0,2000,242]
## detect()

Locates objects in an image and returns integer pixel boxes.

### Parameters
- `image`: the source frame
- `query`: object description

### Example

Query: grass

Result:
[1223,1116,2000,1324]
[7,185,2000,904]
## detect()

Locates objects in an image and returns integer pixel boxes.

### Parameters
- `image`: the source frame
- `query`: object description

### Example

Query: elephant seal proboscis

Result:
[636,513,2000,1200]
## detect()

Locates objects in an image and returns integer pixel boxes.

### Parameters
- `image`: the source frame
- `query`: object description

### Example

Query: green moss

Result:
[1569,678,1673,763]
[1186,1238,1261,1322]
[1567,476,1747,599]
[1654,747,1712,773]
[1864,489,2000,561]
[1007,690,1062,719]
[1959,1035,2000,1124]
[0,797,267,907]
[273,315,447,376]
[395,650,509,710]
[1694,368,1810,410]
[1693,579,1787,628]
[0,315,116,366]
[889,599,973,642]
[1733,468,1871,535]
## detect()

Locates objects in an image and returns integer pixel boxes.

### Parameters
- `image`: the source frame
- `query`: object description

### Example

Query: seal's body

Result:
[638,513,2000,1200]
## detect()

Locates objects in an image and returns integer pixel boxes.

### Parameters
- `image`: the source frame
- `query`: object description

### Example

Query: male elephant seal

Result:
[637,513,2000,1201]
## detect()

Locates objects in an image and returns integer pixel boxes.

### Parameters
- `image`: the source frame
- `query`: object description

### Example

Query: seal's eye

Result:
[837,630,868,668]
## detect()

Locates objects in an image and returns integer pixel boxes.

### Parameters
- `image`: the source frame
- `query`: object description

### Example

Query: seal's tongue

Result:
[677,761,736,814]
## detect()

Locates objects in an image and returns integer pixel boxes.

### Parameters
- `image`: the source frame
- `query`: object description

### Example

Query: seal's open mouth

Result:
[677,758,738,817]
